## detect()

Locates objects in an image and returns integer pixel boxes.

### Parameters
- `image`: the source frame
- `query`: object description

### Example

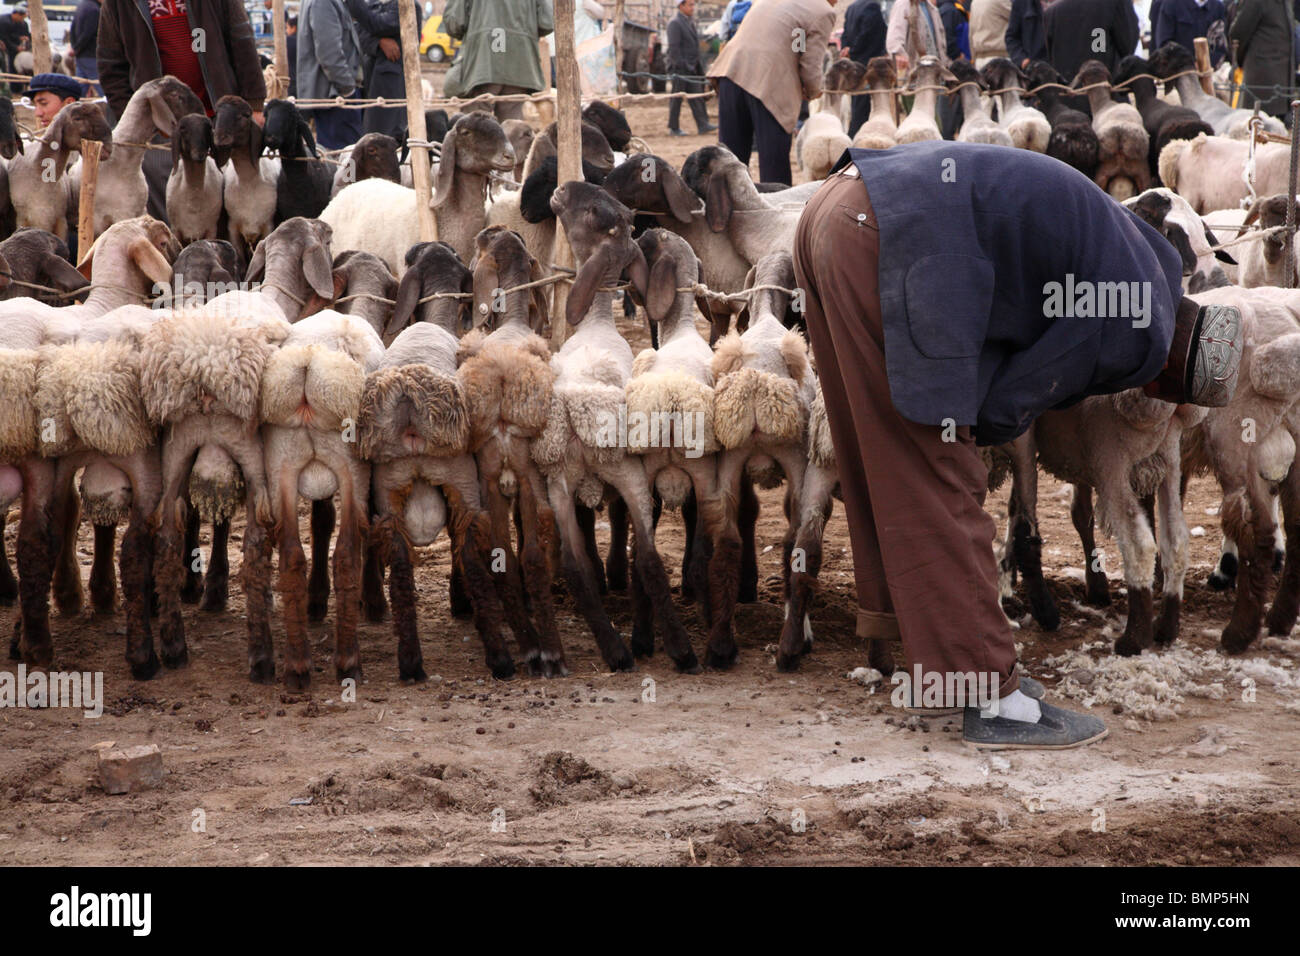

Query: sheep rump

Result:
[456,330,555,444]
[356,364,470,460]
[35,340,154,458]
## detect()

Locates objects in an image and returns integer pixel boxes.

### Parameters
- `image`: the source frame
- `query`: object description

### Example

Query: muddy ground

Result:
[1,97,1298,867]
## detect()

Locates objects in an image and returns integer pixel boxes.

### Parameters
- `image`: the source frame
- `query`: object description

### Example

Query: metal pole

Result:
[399,0,437,242]
[1286,99,1300,288]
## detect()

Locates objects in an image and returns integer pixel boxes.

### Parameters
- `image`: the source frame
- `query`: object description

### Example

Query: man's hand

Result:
[252,110,264,126]
[1020,57,1030,69]
[895,52,910,72]
[379,37,400,62]
[840,46,850,58]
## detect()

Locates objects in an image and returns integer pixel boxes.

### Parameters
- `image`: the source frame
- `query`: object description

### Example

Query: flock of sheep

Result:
[0,45,1299,691]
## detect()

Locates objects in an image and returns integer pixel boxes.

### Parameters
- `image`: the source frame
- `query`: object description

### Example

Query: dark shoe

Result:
[669,128,688,137]
[1019,674,1045,699]
[698,122,718,134]
[963,700,1108,750]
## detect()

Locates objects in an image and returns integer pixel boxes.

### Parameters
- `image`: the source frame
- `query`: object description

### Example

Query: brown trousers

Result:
[793,169,1019,698]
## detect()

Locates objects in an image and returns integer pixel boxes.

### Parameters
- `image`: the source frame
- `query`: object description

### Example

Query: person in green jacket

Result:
[1230,0,1297,119]
[443,0,555,120]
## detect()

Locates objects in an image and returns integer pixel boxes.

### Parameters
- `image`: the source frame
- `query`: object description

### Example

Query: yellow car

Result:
[420,16,460,64]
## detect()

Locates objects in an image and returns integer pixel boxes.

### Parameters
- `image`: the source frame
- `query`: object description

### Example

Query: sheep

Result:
[1158,133,1293,214]
[319,112,516,271]
[242,215,339,322]
[166,114,224,245]
[1181,285,1300,653]
[6,102,112,242]
[0,96,22,240]
[795,110,852,181]
[822,58,869,129]
[455,226,569,674]
[166,239,242,306]
[212,95,281,267]
[259,310,385,688]
[1113,54,1213,181]
[76,77,204,238]
[978,58,1050,152]
[262,99,335,224]
[684,146,802,270]
[329,132,402,198]
[329,249,399,338]
[1148,41,1286,140]
[581,100,632,153]
[947,60,1014,147]
[895,57,955,144]
[1232,194,1300,289]
[709,252,817,668]
[535,181,700,672]
[1024,60,1100,179]
[500,119,536,185]
[525,120,616,178]
[0,228,88,303]
[850,57,900,149]
[1124,187,1236,293]
[1073,59,1151,199]
[381,240,474,344]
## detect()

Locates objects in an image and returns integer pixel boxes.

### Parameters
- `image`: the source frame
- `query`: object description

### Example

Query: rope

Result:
[680,282,800,304]
[1205,224,1290,253]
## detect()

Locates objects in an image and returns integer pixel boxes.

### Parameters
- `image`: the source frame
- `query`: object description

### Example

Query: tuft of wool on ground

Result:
[1043,640,1300,721]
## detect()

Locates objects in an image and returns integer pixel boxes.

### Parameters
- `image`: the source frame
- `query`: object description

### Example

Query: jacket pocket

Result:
[903,254,994,360]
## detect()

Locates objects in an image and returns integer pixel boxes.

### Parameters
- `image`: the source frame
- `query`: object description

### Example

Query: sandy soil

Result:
[2,99,1299,867]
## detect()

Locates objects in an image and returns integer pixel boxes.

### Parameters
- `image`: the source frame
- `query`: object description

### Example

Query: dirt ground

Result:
[2,97,1299,868]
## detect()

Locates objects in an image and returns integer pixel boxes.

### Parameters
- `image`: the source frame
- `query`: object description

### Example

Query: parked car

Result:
[421,15,460,64]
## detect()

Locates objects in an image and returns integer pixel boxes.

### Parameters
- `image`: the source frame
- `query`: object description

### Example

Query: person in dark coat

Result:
[346,0,418,140]
[841,0,887,136]
[1004,0,1045,68]
[1230,0,1297,118]
[68,0,101,94]
[286,15,298,98]
[667,0,715,135]
[1044,0,1139,78]
[1153,0,1226,64]
[792,142,1242,749]
[0,3,28,92]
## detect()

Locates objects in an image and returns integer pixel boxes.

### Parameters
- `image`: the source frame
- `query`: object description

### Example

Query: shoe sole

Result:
[962,727,1109,751]
[904,706,962,716]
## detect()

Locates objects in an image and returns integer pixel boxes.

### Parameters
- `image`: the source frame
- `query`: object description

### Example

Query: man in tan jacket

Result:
[708,0,837,185]
[968,0,1012,66]
[885,0,948,69]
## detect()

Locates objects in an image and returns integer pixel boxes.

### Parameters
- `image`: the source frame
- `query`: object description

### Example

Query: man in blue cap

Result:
[27,72,82,130]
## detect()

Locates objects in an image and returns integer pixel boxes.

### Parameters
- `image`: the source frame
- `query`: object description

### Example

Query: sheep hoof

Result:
[129,650,161,681]
[0,577,16,607]
[180,574,204,605]
[1085,581,1111,606]
[400,664,428,684]
[1029,590,1060,631]
[867,639,896,676]
[630,628,654,659]
[738,581,759,604]
[91,587,116,616]
[488,654,517,681]
[703,642,737,671]
[363,596,388,623]
[1209,554,1237,590]
[336,663,363,684]
[448,573,474,618]
[775,650,802,672]
[54,585,83,618]
[1220,621,1258,655]
[248,658,276,684]
[307,596,329,623]
[160,643,189,670]
[1113,633,1143,657]
[7,632,18,661]
[283,667,312,692]
[200,585,228,613]
[540,653,569,678]
[604,643,637,673]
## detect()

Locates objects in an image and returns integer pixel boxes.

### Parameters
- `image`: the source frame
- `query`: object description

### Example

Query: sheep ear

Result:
[644,254,677,324]
[249,119,265,165]
[1206,222,1236,265]
[171,128,183,168]
[298,116,320,158]
[705,171,733,233]
[303,270,347,318]
[939,68,958,85]
[471,253,500,329]
[40,251,91,292]
[397,129,410,164]
[663,167,700,223]
[246,241,267,283]
[432,126,457,208]
[389,268,424,339]
[567,242,616,327]
[528,256,550,333]
[128,236,175,287]
[0,252,9,292]
[75,229,106,279]
[624,240,649,303]
[303,240,335,300]
[1242,199,1263,229]
[148,88,179,137]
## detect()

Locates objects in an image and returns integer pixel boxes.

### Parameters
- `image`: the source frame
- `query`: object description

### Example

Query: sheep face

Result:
[432,112,515,210]
[978,57,1026,94]
[46,101,114,161]
[350,133,401,184]
[246,217,335,308]
[1242,194,1300,266]
[581,101,632,152]
[501,119,536,174]
[634,229,700,324]
[424,108,452,144]
[0,96,21,159]
[136,75,205,138]
[601,154,698,224]
[864,56,897,92]
[389,241,473,339]
[76,216,179,286]
[471,226,548,332]
[539,120,617,172]
[825,59,869,93]
[1148,41,1197,87]
[172,114,214,170]
[169,239,241,303]
[212,95,262,169]
[520,155,610,225]
[1125,188,1232,287]
[549,181,647,326]
[262,98,319,158]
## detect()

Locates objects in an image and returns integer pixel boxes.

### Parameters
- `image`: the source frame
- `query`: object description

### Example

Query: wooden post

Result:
[551,0,582,350]
[536,37,556,124]
[29,0,52,76]
[1194,37,1214,97]
[77,140,102,260]
[271,0,289,100]
[612,0,626,97]
[400,0,437,242]
[1285,100,1300,287]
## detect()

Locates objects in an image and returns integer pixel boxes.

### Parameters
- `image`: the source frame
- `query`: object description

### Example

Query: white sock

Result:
[982,689,1041,723]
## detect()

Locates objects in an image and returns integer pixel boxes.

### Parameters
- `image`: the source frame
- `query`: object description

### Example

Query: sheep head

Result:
[0,228,87,301]
[44,101,113,161]
[1070,59,1113,93]
[947,58,984,97]
[1147,41,1197,89]
[825,58,869,94]
[906,56,957,93]
[330,250,399,338]
[348,132,401,184]
[1241,194,1300,266]
[681,146,751,233]
[262,98,319,159]
[550,181,647,327]
[75,215,178,288]
[863,56,897,92]
[168,239,242,306]
[1125,188,1236,289]
[171,113,215,168]
[432,112,515,209]
[246,217,335,315]
[581,101,632,152]
[601,154,698,224]
[136,75,205,138]
[471,226,548,333]
[978,57,1026,94]
[390,241,473,341]
[0,96,21,159]
[520,154,609,224]
[633,229,700,325]
[501,119,536,175]
[212,95,262,169]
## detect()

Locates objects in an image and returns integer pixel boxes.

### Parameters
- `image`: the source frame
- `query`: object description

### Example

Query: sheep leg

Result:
[1220,481,1277,654]
[592,499,619,594]
[51,470,83,617]
[1153,453,1189,648]
[738,474,760,603]
[517,469,566,676]
[242,511,276,684]
[445,484,516,680]
[1108,482,1158,656]
[680,488,699,604]
[1071,483,1110,605]
[362,537,388,622]
[151,500,189,670]
[447,566,474,618]
[485,481,544,671]
[627,529,655,657]
[1006,434,1058,628]
[377,516,424,682]
[16,457,57,670]
[89,523,118,614]
[547,476,635,672]
[180,508,203,604]
[277,487,313,691]
[332,489,364,683]
[1265,465,1300,636]
[201,519,231,613]
[308,498,335,622]
[683,486,714,622]
[0,513,15,607]
[705,451,748,670]
[778,463,835,671]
